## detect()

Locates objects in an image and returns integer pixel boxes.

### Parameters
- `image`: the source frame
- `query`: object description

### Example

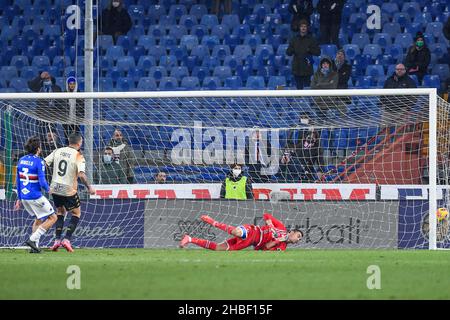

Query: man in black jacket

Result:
[286,19,321,89]
[289,0,313,32]
[100,0,132,44]
[404,32,431,84]
[317,0,344,46]
[383,63,417,89]
[443,17,450,91]
[382,63,417,116]
[333,49,352,89]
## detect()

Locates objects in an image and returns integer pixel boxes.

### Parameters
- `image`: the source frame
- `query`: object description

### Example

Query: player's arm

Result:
[77,153,95,195]
[44,150,55,167]
[263,212,286,230]
[264,240,287,251]
[37,160,50,194]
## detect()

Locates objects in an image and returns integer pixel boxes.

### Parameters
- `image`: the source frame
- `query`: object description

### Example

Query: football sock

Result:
[64,216,80,240]
[30,226,46,242]
[190,238,217,250]
[212,221,235,235]
[55,215,65,240]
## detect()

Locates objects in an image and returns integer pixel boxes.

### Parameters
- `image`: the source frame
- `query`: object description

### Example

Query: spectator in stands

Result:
[289,0,313,32]
[155,171,167,184]
[286,19,321,89]
[404,32,431,84]
[383,63,417,89]
[107,128,136,184]
[63,76,83,142]
[212,0,232,16]
[311,56,339,89]
[333,49,352,89]
[95,147,127,184]
[220,164,253,200]
[245,126,273,183]
[443,18,450,91]
[317,0,344,46]
[99,0,132,44]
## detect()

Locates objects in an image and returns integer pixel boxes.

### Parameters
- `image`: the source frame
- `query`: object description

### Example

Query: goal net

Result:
[0,89,448,250]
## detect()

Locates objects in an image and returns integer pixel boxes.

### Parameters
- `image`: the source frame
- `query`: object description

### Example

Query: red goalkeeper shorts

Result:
[225,224,261,251]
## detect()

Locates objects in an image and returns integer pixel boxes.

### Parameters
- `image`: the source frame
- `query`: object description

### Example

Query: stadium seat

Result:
[413,12,433,25]
[224,76,243,89]
[148,25,166,39]
[254,24,273,40]
[191,45,210,60]
[246,76,265,89]
[243,14,262,29]
[116,56,136,73]
[171,66,189,79]
[233,45,253,62]
[422,75,441,89]
[137,35,156,50]
[385,44,403,61]
[365,65,385,82]
[255,44,274,60]
[211,24,229,41]
[158,15,176,26]
[223,55,241,70]
[9,77,27,91]
[149,66,168,80]
[362,44,382,59]
[20,66,38,79]
[116,35,133,51]
[382,23,401,38]
[212,45,231,61]
[320,44,338,58]
[160,35,177,49]
[425,22,444,38]
[232,24,251,39]
[349,12,367,30]
[190,24,208,39]
[0,66,18,81]
[159,55,178,70]
[372,33,392,47]
[42,25,60,38]
[180,76,200,90]
[267,76,286,89]
[354,76,373,89]
[192,66,209,82]
[179,15,198,30]
[253,3,270,19]
[394,33,413,49]
[243,34,262,50]
[275,24,291,41]
[351,33,370,49]
[128,5,145,24]
[182,55,199,72]
[401,2,421,16]
[96,35,114,51]
[169,4,188,20]
[213,66,232,80]
[342,44,361,60]
[381,3,399,15]
[159,76,178,90]
[189,4,208,20]
[117,77,135,91]
[201,35,220,50]
[202,76,221,90]
[180,35,199,51]
[137,77,157,91]
[105,46,125,61]
[223,34,240,51]
[222,14,240,30]
[200,15,219,30]
[393,12,411,28]
[52,55,71,69]
[31,55,50,68]
[147,45,167,60]
[148,5,167,23]
[137,56,157,71]
[429,43,447,59]
[10,55,29,69]
[168,25,187,40]
[431,64,450,81]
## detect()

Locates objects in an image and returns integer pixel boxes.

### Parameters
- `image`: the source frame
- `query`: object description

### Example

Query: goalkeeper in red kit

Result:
[179,213,303,251]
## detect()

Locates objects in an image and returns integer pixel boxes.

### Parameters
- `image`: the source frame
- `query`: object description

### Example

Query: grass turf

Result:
[0,248,449,300]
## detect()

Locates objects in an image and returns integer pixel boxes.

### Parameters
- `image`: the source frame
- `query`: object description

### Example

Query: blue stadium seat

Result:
[394,33,413,49]
[159,55,178,70]
[42,24,60,38]
[243,14,262,29]
[349,12,367,30]
[243,34,262,50]
[223,55,241,70]
[275,24,291,41]
[64,66,76,78]
[409,74,420,86]
[128,46,145,62]
[431,64,450,81]
[233,45,253,62]
[192,66,209,82]
[169,4,188,20]
[393,12,411,28]
[158,15,176,26]
[10,55,29,69]
[168,25,187,40]
[116,56,136,73]
[32,55,50,68]
[224,76,243,89]
[96,35,114,51]
[254,24,273,40]
[11,16,29,30]
[190,24,208,39]
[320,44,337,58]
[97,77,113,92]
[137,77,157,91]
[137,56,157,71]
[267,76,286,89]
[385,44,403,61]
[148,5,167,23]
[351,33,370,49]
[255,44,274,59]
[159,76,178,90]
[0,66,18,81]
[201,35,220,50]
[342,44,361,60]
[170,45,188,61]
[180,76,200,90]
[116,35,133,51]
[381,3,399,15]
[401,2,421,16]
[148,45,167,60]
[202,76,221,89]
[0,25,18,41]
[137,35,156,50]
[52,55,71,69]
[413,12,433,25]
[200,15,219,30]
[182,55,199,72]
[160,35,177,49]
[362,44,382,59]
[372,33,392,47]
[223,34,240,51]
[115,77,135,91]
[264,13,282,29]
[179,14,198,29]
[212,45,231,61]
[213,66,232,80]
[149,66,168,80]
[21,66,38,79]
[246,76,265,89]
[148,25,166,39]
[3,5,20,20]
[354,76,373,89]
[365,65,385,82]
[382,23,401,38]
[106,45,125,61]
[128,5,145,24]
[9,77,27,91]
[222,14,240,30]
[189,4,208,20]
[191,45,210,60]
[180,35,199,51]
[171,66,189,79]
[253,4,270,19]
[422,75,441,89]
[425,22,444,38]
[211,24,229,40]
[429,43,447,59]
[232,24,251,39]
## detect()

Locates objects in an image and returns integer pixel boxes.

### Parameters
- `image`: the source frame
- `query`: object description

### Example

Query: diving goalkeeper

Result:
[179,213,303,251]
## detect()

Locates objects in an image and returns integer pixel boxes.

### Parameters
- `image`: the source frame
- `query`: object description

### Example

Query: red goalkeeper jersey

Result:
[254,213,288,251]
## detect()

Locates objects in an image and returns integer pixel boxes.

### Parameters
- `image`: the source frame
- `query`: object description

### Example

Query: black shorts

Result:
[52,193,80,211]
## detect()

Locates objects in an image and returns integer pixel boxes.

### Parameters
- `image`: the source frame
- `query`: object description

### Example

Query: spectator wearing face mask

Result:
[220,164,253,200]
[107,129,136,184]
[95,147,127,184]
[311,57,339,114]
[28,71,63,123]
[404,32,431,84]
[99,0,132,44]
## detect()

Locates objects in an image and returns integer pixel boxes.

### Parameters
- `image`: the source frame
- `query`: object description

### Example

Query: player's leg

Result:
[31,219,41,249]
[179,234,228,251]
[61,196,81,253]
[24,197,56,253]
[51,206,66,251]
[201,215,235,235]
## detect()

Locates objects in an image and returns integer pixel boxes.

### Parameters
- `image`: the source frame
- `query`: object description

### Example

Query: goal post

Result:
[0,89,447,250]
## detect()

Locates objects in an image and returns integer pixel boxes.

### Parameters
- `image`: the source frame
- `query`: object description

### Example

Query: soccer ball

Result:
[437,208,449,222]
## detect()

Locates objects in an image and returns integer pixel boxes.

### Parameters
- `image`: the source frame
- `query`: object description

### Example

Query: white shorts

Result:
[22,196,55,220]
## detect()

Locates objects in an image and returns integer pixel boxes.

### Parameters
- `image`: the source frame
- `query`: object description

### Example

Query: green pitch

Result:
[0,249,449,300]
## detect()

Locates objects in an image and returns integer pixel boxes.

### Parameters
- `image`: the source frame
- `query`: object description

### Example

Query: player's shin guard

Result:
[29,226,46,243]
[55,215,65,240]
[190,238,217,250]
[64,216,79,240]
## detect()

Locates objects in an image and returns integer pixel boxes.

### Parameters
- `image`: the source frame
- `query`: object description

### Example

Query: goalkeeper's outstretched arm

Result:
[263,212,285,229]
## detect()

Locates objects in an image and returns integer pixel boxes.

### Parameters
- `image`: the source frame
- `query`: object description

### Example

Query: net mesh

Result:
[0,91,448,249]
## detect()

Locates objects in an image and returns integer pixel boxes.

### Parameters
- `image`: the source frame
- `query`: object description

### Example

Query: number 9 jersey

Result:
[45,146,86,197]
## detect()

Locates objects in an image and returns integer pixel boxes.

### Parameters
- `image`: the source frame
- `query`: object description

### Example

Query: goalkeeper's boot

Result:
[61,239,74,253]
[201,215,216,226]
[179,235,191,248]
[50,239,62,251]
[24,240,41,253]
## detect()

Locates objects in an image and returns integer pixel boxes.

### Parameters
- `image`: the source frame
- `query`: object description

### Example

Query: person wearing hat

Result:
[311,56,339,90]
[286,19,321,89]
[404,32,431,84]
[220,164,253,200]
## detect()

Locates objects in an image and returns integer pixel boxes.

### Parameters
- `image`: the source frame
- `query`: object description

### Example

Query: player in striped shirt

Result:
[179,212,303,251]
[14,136,57,253]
